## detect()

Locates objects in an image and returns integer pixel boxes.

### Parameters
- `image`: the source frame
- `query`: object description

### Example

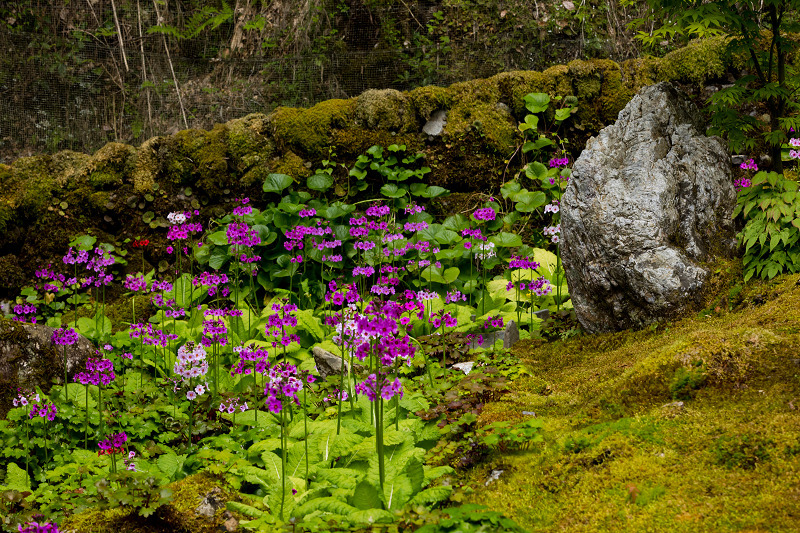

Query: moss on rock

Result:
[131,137,162,192]
[85,142,135,189]
[657,36,733,86]
[408,85,452,121]
[353,88,417,132]
[270,98,355,158]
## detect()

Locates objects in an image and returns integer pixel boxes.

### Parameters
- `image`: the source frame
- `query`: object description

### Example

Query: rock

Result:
[0,318,94,417]
[485,469,504,486]
[451,361,475,375]
[353,89,415,132]
[562,82,737,333]
[731,155,745,166]
[422,110,447,136]
[195,487,224,518]
[534,309,550,321]
[503,320,519,349]
[312,346,349,381]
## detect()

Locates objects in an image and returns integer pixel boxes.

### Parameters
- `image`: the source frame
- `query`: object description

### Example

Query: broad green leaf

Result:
[524,92,550,113]
[352,479,383,510]
[525,161,548,180]
[490,232,523,247]
[5,463,30,491]
[380,183,407,198]
[207,231,229,246]
[263,173,294,194]
[307,173,333,192]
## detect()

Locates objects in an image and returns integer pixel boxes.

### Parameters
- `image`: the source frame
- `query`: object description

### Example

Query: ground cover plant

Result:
[0,95,576,532]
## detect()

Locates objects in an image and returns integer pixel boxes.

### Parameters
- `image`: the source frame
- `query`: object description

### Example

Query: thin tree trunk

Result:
[152,0,189,129]
[111,0,130,72]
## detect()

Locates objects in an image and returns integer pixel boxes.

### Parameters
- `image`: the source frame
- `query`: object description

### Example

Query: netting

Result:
[0,1,636,162]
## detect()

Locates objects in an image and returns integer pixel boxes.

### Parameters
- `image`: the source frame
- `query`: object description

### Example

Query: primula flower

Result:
[740,158,758,171]
[98,431,127,456]
[264,362,303,413]
[472,207,497,222]
[17,521,60,533]
[75,356,115,386]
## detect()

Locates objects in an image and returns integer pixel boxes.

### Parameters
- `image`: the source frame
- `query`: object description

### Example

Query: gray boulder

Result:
[312,346,349,381]
[0,318,95,417]
[562,82,737,333]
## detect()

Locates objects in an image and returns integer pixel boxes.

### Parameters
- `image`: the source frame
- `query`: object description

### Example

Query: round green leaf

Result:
[380,183,407,198]
[263,173,294,194]
[307,173,333,192]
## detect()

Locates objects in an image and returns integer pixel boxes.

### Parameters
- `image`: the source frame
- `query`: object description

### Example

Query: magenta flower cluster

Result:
[740,158,758,171]
[129,323,177,347]
[472,207,497,222]
[97,431,127,455]
[264,362,304,413]
[356,373,403,402]
[28,399,57,421]
[231,343,270,376]
[219,396,248,414]
[508,255,541,270]
[75,356,115,386]
[265,301,300,348]
[549,156,569,167]
[17,522,59,533]
[12,304,37,323]
[193,272,230,297]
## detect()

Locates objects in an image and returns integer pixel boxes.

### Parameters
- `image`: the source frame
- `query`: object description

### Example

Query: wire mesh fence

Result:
[0,1,638,162]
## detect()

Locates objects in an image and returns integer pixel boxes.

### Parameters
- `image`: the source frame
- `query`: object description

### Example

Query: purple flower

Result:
[472,207,497,222]
[52,327,79,346]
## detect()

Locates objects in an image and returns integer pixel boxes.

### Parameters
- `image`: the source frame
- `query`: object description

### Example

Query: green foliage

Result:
[713,434,773,469]
[478,419,544,452]
[631,0,800,169]
[669,365,707,400]
[733,171,800,281]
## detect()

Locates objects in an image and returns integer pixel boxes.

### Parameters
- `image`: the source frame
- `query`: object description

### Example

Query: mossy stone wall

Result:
[0,38,743,297]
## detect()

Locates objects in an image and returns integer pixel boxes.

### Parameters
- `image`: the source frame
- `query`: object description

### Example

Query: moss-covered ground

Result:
[466,274,800,532]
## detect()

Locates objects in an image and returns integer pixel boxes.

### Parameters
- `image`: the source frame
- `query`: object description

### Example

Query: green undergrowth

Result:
[467,273,800,532]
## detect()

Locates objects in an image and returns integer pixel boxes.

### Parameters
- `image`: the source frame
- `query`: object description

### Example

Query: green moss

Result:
[271,151,310,179]
[567,60,602,99]
[271,98,355,158]
[408,85,452,121]
[353,88,417,132]
[85,142,135,189]
[657,36,733,86]
[226,113,275,184]
[132,137,161,192]
[494,70,551,115]
[446,78,516,152]
[465,273,800,532]
[158,472,242,533]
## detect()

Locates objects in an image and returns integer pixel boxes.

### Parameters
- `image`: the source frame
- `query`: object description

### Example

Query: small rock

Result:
[195,487,223,518]
[221,511,238,532]
[503,320,519,349]
[758,154,772,167]
[731,155,745,166]
[451,361,475,375]
[485,469,504,486]
[534,309,550,321]
[562,0,575,9]
[422,110,447,136]
[522,411,536,416]
[312,346,349,381]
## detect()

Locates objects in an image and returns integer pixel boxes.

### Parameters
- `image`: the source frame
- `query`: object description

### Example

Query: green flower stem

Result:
[84,384,89,449]
[376,396,385,500]
[556,244,562,312]
[24,407,30,486]
[280,408,287,521]
[303,385,309,489]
